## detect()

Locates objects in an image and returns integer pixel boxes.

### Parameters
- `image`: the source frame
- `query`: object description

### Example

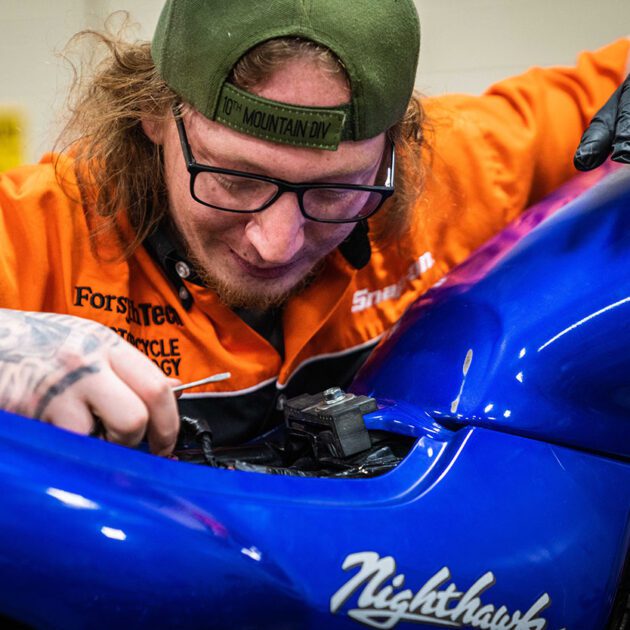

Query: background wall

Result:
[1,0,629,164]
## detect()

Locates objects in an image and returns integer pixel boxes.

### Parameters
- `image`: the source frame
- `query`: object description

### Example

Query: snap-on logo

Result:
[351,252,434,313]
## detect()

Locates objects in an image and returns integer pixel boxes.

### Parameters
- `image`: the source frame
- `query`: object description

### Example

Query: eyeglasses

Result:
[173,107,395,224]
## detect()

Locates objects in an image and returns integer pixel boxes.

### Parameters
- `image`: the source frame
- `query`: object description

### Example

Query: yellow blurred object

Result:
[0,108,26,172]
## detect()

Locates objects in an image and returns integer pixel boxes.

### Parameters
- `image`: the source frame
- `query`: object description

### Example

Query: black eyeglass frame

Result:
[173,106,396,224]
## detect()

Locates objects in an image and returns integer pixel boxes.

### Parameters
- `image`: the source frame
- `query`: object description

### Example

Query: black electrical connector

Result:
[283,387,376,460]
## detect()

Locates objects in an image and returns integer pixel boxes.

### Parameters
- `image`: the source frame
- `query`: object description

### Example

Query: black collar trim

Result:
[143,221,203,311]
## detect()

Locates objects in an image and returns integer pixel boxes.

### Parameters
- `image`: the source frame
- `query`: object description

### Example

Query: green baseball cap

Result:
[151,0,420,150]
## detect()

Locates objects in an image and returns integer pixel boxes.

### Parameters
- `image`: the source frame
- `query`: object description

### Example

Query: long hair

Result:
[57,17,429,259]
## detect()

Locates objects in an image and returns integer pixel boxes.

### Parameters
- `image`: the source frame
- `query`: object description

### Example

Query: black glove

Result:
[574,74,630,171]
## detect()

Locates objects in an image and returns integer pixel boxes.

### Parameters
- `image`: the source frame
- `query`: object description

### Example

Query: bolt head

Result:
[323,387,344,404]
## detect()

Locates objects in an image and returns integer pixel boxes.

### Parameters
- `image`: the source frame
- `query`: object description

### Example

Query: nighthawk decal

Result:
[330,552,564,630]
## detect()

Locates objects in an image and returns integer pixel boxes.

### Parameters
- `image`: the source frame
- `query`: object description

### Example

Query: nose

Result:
[243,192,306,264]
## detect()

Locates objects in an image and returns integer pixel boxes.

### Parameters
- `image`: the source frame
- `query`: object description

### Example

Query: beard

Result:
[184,247,326,310]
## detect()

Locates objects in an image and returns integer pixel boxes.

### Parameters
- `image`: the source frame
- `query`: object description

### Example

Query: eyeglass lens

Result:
[192,170,384,220]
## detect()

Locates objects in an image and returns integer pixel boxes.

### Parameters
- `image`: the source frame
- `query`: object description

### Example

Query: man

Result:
[0,0,627,456]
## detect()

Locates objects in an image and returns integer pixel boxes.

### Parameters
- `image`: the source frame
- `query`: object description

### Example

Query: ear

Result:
[141,116,165,145]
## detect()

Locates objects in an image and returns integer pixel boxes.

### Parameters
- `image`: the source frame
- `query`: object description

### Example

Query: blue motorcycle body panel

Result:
[354,165,630,459]
[0,165,627,629]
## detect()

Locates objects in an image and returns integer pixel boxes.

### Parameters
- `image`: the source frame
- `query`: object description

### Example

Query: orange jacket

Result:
[0,40,628,443]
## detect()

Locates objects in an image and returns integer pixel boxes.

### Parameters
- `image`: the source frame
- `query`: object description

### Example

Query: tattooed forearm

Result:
[0,309,118,418]
[0,311,116,361]
[0,314,71,362]
[0,360,49,415]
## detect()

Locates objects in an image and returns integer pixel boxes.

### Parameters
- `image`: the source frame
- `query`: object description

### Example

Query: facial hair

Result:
[185,247,326,310]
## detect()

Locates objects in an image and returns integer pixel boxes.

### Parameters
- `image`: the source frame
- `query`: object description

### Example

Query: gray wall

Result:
[2,0,629,163]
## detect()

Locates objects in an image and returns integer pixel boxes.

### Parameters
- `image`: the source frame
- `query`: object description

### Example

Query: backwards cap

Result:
[151,0,420,150]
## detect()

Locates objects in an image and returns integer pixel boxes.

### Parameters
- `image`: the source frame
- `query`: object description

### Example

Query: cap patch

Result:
[216,83,350,150]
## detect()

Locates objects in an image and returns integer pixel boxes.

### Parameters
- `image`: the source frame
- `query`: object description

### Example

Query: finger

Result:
[611,79,630,163]
[574,85,619,171]
[108,344,180,456]
[167,376,184,399]
[41,397,96,436]
[84,370,150,447]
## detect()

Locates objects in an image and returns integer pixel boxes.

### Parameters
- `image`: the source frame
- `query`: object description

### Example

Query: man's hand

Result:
[0,309,180,455]
[574,74,630,171]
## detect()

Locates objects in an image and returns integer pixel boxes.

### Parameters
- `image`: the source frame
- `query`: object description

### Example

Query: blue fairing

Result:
[355,165,630,458]
[0,166,627,629]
